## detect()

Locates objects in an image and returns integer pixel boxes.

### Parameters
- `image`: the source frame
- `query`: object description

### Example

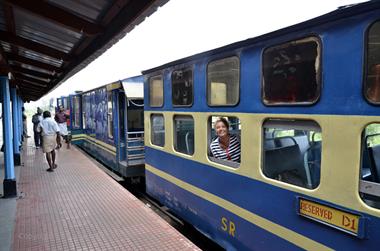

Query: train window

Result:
[63,97,68,109]
[151,114,165,147]
[360,123,380,209]
[173,115,194,155]
[365,21,380,103]
[208,116,241,168]
[172,68,193,106]
[207,56,239,106]
[149,75,164,107]
[127,99,144,131]
[262,119,322,189]
[107,91,114,139]
[262,37,321,105]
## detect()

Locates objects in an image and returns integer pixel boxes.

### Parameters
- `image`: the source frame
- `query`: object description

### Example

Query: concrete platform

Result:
[6,140,200,251]
[0,152,20,251]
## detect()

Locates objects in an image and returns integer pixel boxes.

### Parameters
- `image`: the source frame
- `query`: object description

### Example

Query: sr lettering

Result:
[221,217,236,237]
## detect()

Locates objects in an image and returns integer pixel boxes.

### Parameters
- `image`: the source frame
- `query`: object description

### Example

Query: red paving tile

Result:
[13,142,200,251]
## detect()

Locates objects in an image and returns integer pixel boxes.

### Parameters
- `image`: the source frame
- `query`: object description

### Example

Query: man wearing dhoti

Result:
[37,111,61,172]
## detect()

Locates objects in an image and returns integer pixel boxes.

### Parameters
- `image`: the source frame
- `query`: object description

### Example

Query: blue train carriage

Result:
[70,76,145,178]
[143,2,380,250]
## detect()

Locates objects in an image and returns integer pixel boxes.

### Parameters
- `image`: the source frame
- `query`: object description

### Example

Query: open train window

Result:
[262,119,321,189]
[360,123,380,209]
[262,37,321,105]
[207,56,240,106]
[107,91,114,139]
[172,68,193,106]
[365,21,380,103]
[151,114,165,147]
[149,75,164,107]
[208,116,240,168]
[173,115,194,155]
[57,98,63,108]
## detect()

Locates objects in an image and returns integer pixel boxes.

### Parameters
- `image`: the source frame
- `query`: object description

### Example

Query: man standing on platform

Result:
[22,107,30,138]
[37,111,61,172]
[54,106,69,149]
[32,107,43,148]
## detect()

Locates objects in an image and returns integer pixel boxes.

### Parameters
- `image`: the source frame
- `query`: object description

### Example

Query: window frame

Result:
[72,95,81,129]
[107,90,114,140]
[261,35,322,106]
[150,114,165,147]
[173,115,195,156]
[206,55,240,107]
[149,74,164,108]
[171,66,194,107]
[261,118,322,190]
[207,115,241,169]
[364,20,380,105]
[359,123,380,209]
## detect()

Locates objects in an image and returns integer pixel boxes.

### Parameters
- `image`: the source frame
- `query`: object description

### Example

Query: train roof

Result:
[142,0,379,75]
[121,75,144,99]
[74,75,143,99]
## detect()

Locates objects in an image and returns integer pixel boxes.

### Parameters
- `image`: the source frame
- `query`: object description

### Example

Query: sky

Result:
[28,0,367,108]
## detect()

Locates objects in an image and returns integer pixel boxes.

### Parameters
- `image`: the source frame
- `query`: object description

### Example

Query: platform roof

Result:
[0,0,168,102]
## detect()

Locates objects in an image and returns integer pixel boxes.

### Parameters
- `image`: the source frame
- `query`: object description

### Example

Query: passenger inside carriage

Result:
[210,117,241,163]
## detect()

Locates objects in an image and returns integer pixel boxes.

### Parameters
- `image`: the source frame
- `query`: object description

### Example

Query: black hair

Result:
[43,111,51,118]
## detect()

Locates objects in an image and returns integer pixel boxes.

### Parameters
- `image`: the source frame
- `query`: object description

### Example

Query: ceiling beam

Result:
[11,65,55,79]
[14,74,49,87]
[0,45,10,75]
[4,0,104,36]
[6,53,63,73]
[0,31,70,61]
[12,79,44,91]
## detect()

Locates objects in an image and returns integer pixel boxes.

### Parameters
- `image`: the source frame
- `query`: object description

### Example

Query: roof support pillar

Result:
[1,75,17,197]
[17,96,22,144]
[11,87,21,165]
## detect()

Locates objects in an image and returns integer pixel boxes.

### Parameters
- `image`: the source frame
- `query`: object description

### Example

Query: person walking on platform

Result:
[32,107,43,148]
[22,107,30,138]
[54,106,70,149]
[37,111,61,172]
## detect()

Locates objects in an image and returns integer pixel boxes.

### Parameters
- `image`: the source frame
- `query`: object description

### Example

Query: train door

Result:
[125,98,144,169]
[69,94,82,139]
[117,91,127,163]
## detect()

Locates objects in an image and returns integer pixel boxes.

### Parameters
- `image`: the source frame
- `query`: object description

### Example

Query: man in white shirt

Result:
[37,111,61,172]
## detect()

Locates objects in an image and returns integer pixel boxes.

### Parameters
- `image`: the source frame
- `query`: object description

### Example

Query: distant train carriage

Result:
[143,2,380,250]
[58,76,145,178]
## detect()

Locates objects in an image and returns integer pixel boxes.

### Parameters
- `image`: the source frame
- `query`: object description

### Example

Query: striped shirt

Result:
[210,134,241,163]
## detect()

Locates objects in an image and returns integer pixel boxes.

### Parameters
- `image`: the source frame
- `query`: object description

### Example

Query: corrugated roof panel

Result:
[19,49,63,67]
[0,5,6,31]
[0,41,11,51]
[14,64,55,75]
[0,0,170,101]
[20,73,50,82]
[47,0,109,22]
[14,8,82,53]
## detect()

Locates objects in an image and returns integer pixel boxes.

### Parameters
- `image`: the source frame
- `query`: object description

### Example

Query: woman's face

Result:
[215,121,228,138]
